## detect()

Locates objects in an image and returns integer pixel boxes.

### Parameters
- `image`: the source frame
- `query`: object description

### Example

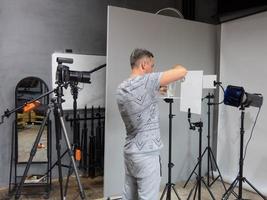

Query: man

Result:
[116,48,187,200]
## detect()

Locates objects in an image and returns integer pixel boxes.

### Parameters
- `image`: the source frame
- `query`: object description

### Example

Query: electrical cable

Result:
[243,106,262,161]
[211,84,225,105]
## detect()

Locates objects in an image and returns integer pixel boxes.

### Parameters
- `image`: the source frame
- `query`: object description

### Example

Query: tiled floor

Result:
[0,176,265,199]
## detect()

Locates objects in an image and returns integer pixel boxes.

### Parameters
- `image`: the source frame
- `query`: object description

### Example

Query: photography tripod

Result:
[14,84,86,200]
[184,93,226,190]
[222,105,266,200]
[160,98,181,200]
[186,110,215,200]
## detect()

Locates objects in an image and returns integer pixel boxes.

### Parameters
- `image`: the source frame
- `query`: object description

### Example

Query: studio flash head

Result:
[224,85,263,108]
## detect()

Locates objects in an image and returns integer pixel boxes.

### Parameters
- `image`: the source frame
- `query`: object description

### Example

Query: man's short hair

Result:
[130,48,154,69]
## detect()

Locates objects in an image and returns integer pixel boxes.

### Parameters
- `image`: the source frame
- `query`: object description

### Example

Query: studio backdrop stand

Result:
[160,98,181,200]
[222,105,267,200]
[186,110,215,200]
[184,93,226,191]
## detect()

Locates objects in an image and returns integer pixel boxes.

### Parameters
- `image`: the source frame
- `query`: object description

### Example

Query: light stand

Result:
[160,98,182,200]
[70,82,80,150]
[205,93,225,187]
[222,105,267,200]
[184,93,227,190]
[64,82,81,198]
[186,110,215,200]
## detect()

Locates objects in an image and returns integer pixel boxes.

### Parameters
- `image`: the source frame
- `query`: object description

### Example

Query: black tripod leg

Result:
[15,108,51,199]
[184,148,207,188]
[244,178,267,200]
[209,150,227,190]
[54,109,64,200]
[160,184,168,200]
[222,177,238,200]
[207,148,212,185]
[167,185,171,200]
[59,115,86,199]
[8,121,15,195]
[64,161,73,198]
[184,165,198,188]
[171,184,181,200]
[201,178,215,200]
[44,150,68,177]
[193,182,199,200]
[208,149,216,182]
[187,181,197,200]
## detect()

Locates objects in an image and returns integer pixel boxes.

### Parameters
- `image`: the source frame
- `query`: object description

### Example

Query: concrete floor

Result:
[0,176,264,200]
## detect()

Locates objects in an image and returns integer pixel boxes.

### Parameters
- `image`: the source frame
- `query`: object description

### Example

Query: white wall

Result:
[218,11,267,195]
[104,6,218,197]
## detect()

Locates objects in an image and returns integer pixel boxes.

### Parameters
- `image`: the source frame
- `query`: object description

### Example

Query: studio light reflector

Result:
[224,85,263,108]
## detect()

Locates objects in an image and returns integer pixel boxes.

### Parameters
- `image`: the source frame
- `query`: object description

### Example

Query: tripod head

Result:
[214,80,222,87]
[187,108,203,130]
[204,93,214,99]
[70,82,79,100]
[187,108,195,130]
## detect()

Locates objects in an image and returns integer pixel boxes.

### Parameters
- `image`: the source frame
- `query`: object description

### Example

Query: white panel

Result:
[203,75,216,89]
[218,11,267,196]
[51,53,106,110]
[180,71,203,114]
[105,6,217,197]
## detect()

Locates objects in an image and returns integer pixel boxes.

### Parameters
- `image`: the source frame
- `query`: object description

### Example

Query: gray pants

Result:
[122,152,162,200]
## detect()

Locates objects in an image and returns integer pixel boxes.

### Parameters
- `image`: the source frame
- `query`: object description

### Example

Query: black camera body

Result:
[56,63,91,85]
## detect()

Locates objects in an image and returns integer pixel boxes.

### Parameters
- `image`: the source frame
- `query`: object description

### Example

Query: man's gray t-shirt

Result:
[116,72,163,154]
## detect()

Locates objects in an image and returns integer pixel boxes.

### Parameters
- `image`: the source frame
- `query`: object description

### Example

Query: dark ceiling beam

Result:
[182,0,195,20]
[218,5,267,23]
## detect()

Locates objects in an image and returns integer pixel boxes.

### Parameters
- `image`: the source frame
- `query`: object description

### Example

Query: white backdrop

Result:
[217,11,267,195]
[104,6,218,197]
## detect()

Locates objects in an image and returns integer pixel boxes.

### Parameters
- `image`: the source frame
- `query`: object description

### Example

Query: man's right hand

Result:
[159,86,168,95]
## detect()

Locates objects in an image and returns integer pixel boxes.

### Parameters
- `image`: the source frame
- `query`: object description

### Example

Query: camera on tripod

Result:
[56,57,91,85]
